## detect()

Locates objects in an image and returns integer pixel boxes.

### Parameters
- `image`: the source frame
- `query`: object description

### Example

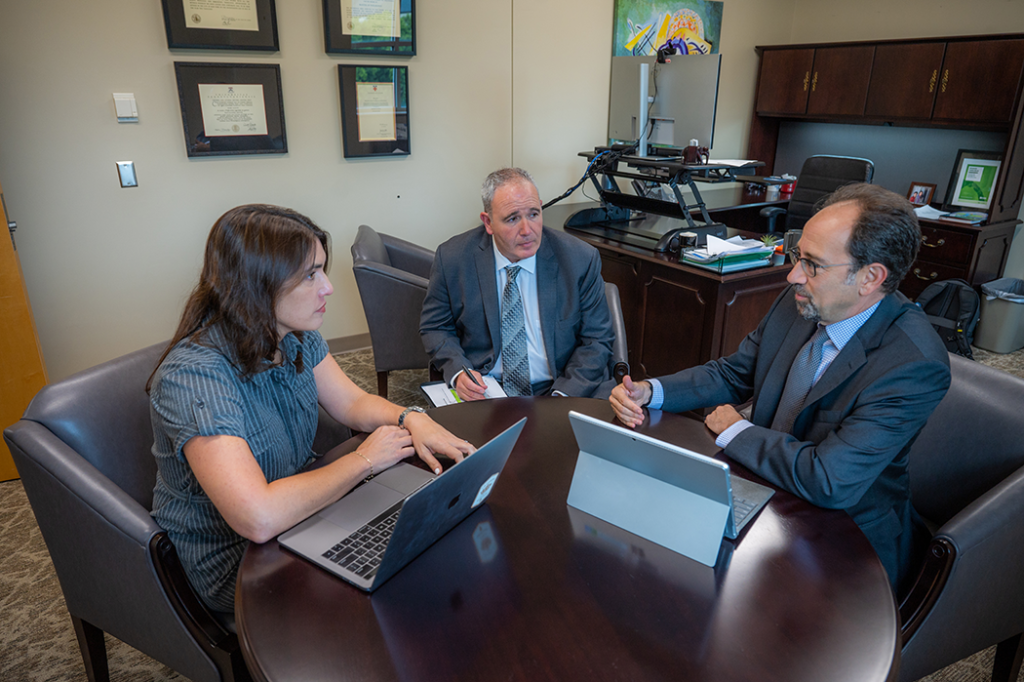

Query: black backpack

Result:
[915,279,980,359]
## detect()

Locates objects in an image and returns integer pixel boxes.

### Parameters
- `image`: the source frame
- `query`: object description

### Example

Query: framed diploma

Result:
[174,62,287,157]
[338,65,410,158]
[323,0,415,55]
[162,0,279,51]
[942,149,1003,212]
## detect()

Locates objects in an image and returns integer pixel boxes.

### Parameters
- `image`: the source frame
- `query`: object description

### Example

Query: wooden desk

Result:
[547,201,793,379]
[237,398,899,682]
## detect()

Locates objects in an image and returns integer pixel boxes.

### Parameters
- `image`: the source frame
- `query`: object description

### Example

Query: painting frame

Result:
[174,62,287,158]
[942,149,1002,212]
[338,64,410,159]
[323,0,416,56]
[906,182,936,207]
[161,0,279,51]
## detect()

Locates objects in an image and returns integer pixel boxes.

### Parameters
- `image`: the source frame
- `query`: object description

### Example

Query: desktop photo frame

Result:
[174,62,287,158]
[323,0,416,55]
[162,0,279,51]
[906,182,935,206]
[942,149,1002,212]
[338,65,410,158]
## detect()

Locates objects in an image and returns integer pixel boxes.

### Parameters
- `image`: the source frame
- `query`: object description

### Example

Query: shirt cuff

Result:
[715,419,753,449]
[648,379,664,410]
[449,368,464,389]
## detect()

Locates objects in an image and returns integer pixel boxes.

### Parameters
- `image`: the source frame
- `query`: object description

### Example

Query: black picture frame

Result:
[162,0,279,51]
[323,0,415,55]
[338,65,410,158]
[942,149,1003,212]
[174,62,287,158]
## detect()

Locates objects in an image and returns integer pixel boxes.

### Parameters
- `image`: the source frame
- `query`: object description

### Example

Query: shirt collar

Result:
[824,300,882,351]
[492,240,537,276]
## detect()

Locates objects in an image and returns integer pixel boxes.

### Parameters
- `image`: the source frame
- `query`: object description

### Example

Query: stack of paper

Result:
[682,235,773,273]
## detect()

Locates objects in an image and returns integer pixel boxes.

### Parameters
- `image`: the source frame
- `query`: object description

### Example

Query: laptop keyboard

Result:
[732,495,757,527]
[321,503,402,580]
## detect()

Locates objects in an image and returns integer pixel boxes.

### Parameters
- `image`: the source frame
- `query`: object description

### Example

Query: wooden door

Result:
[756,48,815,115]
[933,39,1024,124]
[1,181,48,481]
[806,45,875,117]
[865,42,946,119]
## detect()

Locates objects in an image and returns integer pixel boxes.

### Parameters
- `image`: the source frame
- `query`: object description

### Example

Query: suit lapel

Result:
[536,235,559,377]
[474,231,501,355]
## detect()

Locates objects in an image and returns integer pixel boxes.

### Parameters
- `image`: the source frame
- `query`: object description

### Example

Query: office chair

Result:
[898,353,1024,682]
[604,281,630,384]
[3,341,352,682]
[760,155,875,234]
[351,224,435,398]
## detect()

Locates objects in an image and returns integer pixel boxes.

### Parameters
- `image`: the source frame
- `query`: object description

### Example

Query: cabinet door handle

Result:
[928,69,937,93]
[920,236,945,248]
[940,69,949,93]
[811,71,818,92]
[803,71,810,92]
[913,268,939,281]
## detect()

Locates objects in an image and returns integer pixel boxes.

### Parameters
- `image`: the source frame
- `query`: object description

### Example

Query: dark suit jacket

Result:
[659,285,951,590]
[420,226,613,397]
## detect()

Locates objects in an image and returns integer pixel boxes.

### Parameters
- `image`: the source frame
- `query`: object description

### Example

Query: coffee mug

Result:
[682,145,709,165]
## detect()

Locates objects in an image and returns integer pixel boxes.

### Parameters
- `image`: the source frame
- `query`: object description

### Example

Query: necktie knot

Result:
[506,265,521,285]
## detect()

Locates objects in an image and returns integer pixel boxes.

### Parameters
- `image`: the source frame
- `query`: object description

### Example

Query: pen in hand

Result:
[462,365,485,389]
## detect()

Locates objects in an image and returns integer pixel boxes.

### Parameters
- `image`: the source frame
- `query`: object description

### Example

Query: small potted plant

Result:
[760,234,786,265]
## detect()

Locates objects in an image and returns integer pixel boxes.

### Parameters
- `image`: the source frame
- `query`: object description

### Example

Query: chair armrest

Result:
[899,462,1024,680]
[381,234,435,280]
[759,206,787,234]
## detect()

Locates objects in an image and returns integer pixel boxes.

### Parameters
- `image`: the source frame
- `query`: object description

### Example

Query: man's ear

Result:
[481,211,493,235]
[860,263,889,295]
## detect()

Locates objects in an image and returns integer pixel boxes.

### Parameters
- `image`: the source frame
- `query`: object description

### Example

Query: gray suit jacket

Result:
[659,285,951,590]
[420,226,613,397]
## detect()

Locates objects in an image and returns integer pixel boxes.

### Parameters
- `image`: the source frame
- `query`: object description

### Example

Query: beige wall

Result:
[1,0,1022,381]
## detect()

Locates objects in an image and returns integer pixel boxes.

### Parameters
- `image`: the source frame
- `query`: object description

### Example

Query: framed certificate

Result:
[174,62,287,157]
[942,149,1002,212]
[339,65,409,158]
[162,0,279,51]
[323,0,415,55]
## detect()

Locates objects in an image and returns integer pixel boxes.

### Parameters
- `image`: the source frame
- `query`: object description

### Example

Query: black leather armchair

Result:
[898,353,1024,682]
[3,341,351,682]
[761,155,875,234]
[351,224,434,398]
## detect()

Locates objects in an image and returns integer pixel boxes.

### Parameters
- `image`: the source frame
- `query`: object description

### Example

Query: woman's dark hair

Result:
[819,183,921,294]
[148,204,329,389]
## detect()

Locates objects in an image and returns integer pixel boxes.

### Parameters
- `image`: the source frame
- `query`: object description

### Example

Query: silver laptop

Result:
[279,417,526,591]
[566,411,773,567]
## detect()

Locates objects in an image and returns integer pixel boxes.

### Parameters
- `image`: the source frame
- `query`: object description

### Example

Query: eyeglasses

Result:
[786,247,855,278]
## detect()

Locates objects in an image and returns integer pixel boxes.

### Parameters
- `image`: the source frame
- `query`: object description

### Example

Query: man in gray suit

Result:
[610,183,951,592]
[421,168,613,400]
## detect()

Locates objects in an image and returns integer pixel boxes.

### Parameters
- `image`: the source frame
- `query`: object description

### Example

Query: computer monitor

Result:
[608,54,720,155]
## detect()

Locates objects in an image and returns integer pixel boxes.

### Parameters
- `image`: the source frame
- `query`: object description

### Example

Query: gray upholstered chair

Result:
[3,341,351,682]
[351,224,435,398]
[898,353,1024,682]
[604,281,629,384]
[761,155,875,234]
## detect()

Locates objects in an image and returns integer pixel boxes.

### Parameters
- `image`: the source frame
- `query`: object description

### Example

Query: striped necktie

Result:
[771,326,829,434]
[500,265,531,396]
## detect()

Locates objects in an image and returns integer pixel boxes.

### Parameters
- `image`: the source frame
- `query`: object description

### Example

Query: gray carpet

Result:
[2,346,1022,682]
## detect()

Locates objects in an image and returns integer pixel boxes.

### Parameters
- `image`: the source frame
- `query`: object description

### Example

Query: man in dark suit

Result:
[610,183,951,592]
[421,168,613,400]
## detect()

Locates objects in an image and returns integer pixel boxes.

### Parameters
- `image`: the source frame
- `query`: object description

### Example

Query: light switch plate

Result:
[116,161,138,188]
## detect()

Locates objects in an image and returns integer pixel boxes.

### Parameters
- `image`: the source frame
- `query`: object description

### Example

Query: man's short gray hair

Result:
[481,168,536,214]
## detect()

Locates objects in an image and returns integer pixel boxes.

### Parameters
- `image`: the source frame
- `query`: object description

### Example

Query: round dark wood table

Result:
[236,397,899,682]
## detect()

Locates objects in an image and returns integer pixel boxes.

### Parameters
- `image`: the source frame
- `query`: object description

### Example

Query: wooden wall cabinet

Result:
[865,42,946,120]
[932,39,1024,125]
[756,46,874,117]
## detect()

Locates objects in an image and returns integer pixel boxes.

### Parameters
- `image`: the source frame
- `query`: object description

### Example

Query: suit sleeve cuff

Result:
[647,379,665,410]
[715,419,753,449]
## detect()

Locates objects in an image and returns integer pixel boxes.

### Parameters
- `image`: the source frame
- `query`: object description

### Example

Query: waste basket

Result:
[974,278,1024,353]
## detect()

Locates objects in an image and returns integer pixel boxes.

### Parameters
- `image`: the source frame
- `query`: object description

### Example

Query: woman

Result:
[148,204,474,614]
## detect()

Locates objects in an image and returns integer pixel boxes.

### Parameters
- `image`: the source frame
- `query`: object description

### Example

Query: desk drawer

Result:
[918,224,974,266]
[900,260,969,299]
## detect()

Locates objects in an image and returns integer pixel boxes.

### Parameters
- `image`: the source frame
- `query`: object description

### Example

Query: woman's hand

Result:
[402,411,477,474]
[354,425,415,474]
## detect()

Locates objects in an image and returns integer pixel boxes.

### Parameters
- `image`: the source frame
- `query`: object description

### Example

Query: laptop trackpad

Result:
[317,464,434,531]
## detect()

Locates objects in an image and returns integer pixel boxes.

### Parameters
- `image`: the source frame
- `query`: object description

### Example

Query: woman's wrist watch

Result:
[398,406,425,429]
